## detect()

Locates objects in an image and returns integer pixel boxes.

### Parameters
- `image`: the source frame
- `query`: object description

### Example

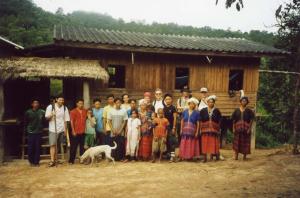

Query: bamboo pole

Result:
[0,81,5,163]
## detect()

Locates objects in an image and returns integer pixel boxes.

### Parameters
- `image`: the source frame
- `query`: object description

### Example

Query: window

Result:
[107,65,125,88]
[175,67,189,90]
[229,69,244,91]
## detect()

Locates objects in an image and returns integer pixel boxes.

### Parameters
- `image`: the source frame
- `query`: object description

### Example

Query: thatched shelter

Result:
[0,57,109,82]
[0,54,109,161]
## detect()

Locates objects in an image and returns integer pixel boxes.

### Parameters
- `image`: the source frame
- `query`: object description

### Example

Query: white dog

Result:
[80,141,117,165]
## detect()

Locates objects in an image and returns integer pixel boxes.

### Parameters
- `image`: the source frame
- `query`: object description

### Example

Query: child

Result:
[84,109,96,150]
[92,98,104,145]
[151,108,169,163]
[125,110,141,162]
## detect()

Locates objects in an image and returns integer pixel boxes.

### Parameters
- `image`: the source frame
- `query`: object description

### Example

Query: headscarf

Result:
[206,95,217,103]
[187,97,199,105]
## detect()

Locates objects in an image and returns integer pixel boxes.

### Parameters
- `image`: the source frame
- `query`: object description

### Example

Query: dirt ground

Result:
[0,147,300,198]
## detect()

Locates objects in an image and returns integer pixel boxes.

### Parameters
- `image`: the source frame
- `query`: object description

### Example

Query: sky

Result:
[33,0,289,32]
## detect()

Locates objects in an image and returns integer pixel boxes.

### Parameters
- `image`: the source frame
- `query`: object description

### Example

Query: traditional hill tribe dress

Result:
[232,108,254,155]
[200,107,222,155]
[138,110,153,159]
[179,109,200,159]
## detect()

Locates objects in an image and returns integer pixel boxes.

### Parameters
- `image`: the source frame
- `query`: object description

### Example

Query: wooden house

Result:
[26,25,287,116]
[0,25,287,159]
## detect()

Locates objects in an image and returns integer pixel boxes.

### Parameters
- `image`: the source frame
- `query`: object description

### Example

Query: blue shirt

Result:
[93,108,104,132]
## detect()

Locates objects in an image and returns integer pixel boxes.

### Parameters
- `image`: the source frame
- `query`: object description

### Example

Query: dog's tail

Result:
[111,141,117,150]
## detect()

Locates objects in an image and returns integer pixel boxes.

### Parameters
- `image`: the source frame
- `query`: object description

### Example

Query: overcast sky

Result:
[33,0,289,32]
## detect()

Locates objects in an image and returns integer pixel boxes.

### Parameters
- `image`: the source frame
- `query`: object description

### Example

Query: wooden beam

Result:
[83,81,90,108]
[0,81,4,163]
[251,120,257,151]
[259,69,300,75]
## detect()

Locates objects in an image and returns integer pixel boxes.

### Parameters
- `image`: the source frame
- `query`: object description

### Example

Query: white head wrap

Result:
[187,97,199,105]
[206,95,217,102]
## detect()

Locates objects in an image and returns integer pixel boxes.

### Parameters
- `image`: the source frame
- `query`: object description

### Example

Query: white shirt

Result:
[45,104,70,133]
[198,99,208,111]
[152,100,164,113]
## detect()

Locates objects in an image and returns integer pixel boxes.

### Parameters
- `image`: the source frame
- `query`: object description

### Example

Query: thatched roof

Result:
[0,57,109,82]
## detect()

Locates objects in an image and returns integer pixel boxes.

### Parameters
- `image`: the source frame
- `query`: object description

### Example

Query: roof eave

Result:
[54,40,288,58]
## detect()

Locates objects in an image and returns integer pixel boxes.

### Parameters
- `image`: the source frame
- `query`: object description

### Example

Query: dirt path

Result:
[0,148,300,198]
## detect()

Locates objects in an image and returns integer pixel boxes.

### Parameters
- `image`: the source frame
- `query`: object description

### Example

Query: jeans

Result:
[69,134,85,163]
[28,133,42,165]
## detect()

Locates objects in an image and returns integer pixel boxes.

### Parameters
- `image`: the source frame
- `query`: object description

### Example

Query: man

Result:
[127,99,138,117]
[108,98,128,161]
[92,98,104,145]
[152,88,164,113]
[163,94,178,162]
[69,99,87,164]
[103,94,115,145]
[45,95,70,167]
[24,99,45,167]
[177,87,191,113]
[198,87,209,111]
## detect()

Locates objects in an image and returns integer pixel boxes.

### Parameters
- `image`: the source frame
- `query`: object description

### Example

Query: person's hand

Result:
[172,128,176,135]
[247,129,251,134]
[72,132,76,137]
[195,132,198,137]
[154,136,158,141]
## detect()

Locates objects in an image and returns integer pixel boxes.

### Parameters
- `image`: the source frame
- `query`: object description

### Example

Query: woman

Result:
[179,97,200,160]
[232,96,254,160]
[138,100,154,161]
[121,94,131,111]
[200,95,222,162]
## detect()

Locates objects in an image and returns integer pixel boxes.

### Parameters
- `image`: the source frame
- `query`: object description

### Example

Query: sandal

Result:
[48,161,56,167]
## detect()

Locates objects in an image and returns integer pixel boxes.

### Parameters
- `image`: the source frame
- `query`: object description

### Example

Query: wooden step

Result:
[21,143,66,148]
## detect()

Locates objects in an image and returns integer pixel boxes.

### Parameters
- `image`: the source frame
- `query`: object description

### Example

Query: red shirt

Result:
[70,108,87,134]
[153,117,169,138]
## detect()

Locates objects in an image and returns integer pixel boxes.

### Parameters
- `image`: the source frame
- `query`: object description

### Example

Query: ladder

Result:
[21,128,68,160]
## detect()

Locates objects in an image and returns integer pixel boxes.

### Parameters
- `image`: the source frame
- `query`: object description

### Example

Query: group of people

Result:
[24,87,254,167]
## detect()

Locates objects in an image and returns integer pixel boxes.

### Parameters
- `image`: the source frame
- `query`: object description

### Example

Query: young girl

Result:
[179,97,200,160]
[125,110,141,162]
[84,109,96,150]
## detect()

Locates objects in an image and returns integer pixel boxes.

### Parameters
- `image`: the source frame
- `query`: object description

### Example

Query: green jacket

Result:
[24,109,45,134]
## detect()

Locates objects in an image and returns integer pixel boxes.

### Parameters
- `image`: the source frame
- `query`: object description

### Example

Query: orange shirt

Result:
[153,117,169,138]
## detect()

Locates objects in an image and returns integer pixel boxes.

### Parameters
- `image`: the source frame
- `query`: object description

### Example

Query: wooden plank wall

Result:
[88,52,260,116]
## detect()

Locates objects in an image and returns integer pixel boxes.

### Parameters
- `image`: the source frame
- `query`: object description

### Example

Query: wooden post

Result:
[83,81,90,108]
[251,120,256,151]
[0,81,5,163]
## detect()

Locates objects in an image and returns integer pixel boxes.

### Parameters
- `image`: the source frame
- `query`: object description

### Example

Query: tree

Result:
[275,0,300,154]
[216,0,244,11]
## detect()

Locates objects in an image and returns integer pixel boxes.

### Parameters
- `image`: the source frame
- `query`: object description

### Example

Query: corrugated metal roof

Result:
[0,36,24,50]
[53,25,288,56]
